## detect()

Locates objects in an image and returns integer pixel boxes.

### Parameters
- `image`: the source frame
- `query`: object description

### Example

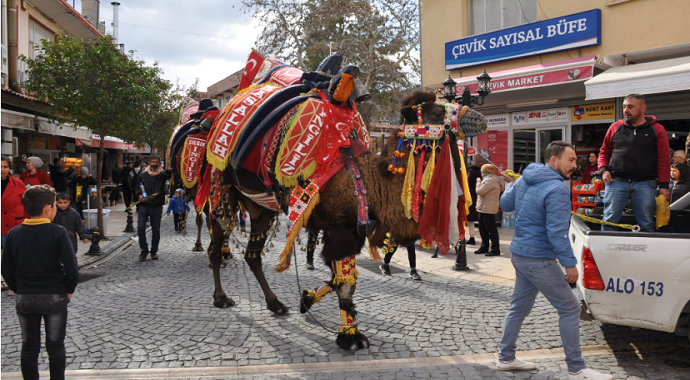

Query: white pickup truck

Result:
[569,213,690,343]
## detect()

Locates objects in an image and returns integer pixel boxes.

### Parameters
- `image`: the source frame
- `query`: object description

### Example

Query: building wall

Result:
[422,0,690,87]
[11,1,63,87]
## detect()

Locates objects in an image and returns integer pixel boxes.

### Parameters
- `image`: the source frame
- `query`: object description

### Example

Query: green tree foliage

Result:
[19,32,168,232]
[242,0,420,126]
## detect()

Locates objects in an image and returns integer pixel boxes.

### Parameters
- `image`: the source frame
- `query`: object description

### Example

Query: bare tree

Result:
[241,0,420,125]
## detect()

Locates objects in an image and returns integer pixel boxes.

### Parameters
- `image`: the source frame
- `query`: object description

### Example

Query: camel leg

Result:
[300,282,334,314]
[332,256,369,350]
[243,202,288,314]
[192,211,204,251]
[208,217,234,308]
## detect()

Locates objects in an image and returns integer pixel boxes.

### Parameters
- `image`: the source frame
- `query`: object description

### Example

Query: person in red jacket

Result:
[598,94,670,232]
[2,155,26,248]
[20,156,52,187]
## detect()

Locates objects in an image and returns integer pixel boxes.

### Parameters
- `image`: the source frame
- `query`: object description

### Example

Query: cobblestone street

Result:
[2,215,689,379]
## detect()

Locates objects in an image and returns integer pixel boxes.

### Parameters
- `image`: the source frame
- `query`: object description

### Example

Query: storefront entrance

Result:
[512,126,564,172]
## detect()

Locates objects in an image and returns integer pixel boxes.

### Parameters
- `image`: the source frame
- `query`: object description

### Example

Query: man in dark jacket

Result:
[134,155,171,261]
[1,185,79,380]
[598,94,670,232]
[118,162,134,208]
[50,158,75,193]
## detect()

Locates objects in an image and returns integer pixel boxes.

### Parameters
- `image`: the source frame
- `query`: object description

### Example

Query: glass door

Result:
[513,129,535,174]
[536,126,565,163]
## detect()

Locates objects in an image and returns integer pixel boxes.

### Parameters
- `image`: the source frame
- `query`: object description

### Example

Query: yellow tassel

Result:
[270,242,274,248]
[305,290,322,303]
[331,269,359,286]
[401,140,416,219]
[421,140,436,193]
[274,192,321,272]
[338,326,359,335]
[221,247,230,255]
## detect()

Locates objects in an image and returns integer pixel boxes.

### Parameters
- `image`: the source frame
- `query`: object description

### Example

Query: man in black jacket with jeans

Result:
[135,155,171,261]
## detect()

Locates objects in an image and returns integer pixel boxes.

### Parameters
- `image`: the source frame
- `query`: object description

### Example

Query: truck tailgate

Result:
[570,216,690,332]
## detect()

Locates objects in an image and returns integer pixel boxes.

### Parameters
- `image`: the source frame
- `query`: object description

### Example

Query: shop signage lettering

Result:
[572,102,615,121]
[486,113,510,127]
[445,9,601,70]
[512,108,569,125]
[456,64,594,95]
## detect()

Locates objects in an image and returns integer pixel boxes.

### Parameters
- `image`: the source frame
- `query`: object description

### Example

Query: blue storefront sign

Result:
[445,9,601,70]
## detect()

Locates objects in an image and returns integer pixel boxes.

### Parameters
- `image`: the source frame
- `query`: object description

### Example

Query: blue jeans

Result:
[499,255,586,373]
[602,179,657,232]
[15,294,70,380]
[138,205,162,253]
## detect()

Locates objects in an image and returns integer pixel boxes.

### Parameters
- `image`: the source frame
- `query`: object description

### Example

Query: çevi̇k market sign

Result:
[445,9,601,70]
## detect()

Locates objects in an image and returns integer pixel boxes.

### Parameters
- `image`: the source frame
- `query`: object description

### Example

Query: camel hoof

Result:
[214,295,235,309]
[192,244,204,252]
[267,299,289,314]
[220,259,227,268]
[336,330,369,350]
[300,290,315,314]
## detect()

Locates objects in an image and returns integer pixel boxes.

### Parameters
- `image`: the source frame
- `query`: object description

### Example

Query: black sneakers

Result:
[139,250,148,261]
[474,248,489,254]
[151,252,159,260]
[467,237,476,245]
[409,269,422,281]
[305,261,315,270]
[485,251,500,257]
[379,264,392,276]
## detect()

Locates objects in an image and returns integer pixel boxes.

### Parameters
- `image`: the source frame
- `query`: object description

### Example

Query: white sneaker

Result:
[568,368,613,380]
[497,358,537,370]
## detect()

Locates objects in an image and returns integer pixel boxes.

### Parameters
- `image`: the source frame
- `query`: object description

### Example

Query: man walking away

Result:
[599,94,670,232]
[496,142,612,380]
[1,185,79,380]
[119,162,134,208]
[135,155,171,261]
[50,158,74,193]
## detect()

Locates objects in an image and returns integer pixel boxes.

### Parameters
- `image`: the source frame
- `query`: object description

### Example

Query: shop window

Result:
[469,0,537,35]
[29,19,54,59]
[513,130,535,173]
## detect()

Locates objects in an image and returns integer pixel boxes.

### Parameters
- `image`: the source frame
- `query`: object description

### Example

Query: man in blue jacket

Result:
[496,142,612,380]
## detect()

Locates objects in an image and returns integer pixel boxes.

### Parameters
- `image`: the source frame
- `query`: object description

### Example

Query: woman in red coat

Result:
[2,155,26,248]
[19,156,52,187]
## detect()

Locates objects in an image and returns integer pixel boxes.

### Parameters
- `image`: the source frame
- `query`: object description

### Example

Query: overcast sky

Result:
[73,0,259,91]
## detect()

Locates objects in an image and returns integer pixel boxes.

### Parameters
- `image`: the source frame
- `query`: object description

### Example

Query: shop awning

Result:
[75,137,145,151]
[1,110,35,131]
[585,56,690,100]
[36,118,92,139]
[452,55,598,96]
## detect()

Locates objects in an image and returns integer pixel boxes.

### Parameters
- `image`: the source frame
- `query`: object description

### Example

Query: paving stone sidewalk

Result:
[2,215,688,379]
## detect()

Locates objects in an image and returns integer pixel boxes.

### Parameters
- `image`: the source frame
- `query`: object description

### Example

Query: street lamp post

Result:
[444,70,492,271]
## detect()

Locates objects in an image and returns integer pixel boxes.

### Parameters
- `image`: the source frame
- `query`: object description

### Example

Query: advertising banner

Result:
[572,102,615,121]
[511,108,569,126]
[445,9,601,70]
[475,130,508,171]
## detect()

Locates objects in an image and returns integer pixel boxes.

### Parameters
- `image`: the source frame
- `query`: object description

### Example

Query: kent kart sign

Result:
[445,9,601,70]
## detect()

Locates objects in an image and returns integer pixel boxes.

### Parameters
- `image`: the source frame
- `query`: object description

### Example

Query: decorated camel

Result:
[167,53,487,349]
